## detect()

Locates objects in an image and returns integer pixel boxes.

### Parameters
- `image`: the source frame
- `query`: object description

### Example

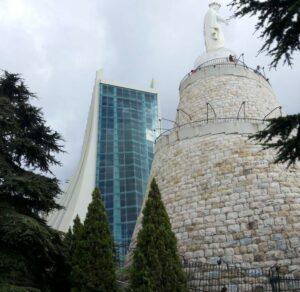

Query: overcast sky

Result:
[1,0,299,184]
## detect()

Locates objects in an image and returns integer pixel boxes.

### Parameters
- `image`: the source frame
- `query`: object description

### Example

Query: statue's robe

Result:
[204,8,225,52]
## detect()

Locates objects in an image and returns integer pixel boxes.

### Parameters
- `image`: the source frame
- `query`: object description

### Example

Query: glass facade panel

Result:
[96,82,158,252]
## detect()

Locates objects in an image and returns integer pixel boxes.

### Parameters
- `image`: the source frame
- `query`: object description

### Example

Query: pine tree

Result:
[229,0,300,68]
[250,114,300,167]
[129,179,187,292]
[0,71,68,291]
[229,1,300,167]
[67,189,117,291]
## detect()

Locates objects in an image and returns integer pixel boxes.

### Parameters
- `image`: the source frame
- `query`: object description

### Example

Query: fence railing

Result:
[116,256,300,291]
[183,260,300,292]
[196,57,247,69]
[156,117,268,140]
[180,58,270,90]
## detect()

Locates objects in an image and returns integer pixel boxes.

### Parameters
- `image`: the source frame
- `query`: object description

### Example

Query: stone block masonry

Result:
[148,131,300,275]
[128,63,300,276]
[176,64,279,125]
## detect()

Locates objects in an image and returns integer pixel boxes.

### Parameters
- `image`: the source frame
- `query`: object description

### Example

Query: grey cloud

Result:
[0,0,299,184]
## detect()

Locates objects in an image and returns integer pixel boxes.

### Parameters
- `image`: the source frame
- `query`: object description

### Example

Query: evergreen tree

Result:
[129,179,187,292]
[250,114,300,167]
[65,216,85,291]
[67,189,117,291]
[229,1,300,166]
[229,0,300,68]
[0,71,69,291]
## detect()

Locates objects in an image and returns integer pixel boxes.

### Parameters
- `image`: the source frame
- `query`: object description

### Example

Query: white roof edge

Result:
[98,78,159,94]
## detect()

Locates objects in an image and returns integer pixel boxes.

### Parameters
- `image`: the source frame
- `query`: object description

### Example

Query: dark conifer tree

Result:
[229,1,300,166]
[67,189,117,291]
[250,114,300,167]
[65,216,85,291]
[129,179,187,292]
[0,71,68,291]
[230,0,300,68]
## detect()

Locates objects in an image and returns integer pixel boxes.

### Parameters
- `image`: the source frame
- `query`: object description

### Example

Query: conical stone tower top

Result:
[175,3,280,127]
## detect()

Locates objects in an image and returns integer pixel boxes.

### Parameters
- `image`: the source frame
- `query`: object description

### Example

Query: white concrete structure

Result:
[48,71,101,232]
[129,3,300,275]
[48,71,159,233]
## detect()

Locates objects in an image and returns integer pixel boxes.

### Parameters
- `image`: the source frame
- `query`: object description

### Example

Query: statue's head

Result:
[209,1,221,11]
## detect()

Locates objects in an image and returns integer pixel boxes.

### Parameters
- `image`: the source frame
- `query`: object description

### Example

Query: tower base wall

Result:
[130,121,300,275]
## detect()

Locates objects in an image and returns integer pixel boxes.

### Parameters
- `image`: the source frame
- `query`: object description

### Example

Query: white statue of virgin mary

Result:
[204,1,229,52]
[194,0,236,68]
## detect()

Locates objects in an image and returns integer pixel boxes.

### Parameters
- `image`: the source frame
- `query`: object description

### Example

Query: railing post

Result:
[177,108,193,121]
[207,103,209,123]
[263,106,283,121]
[159,118,162,134]
[207,103,217,123]
[237,101,246,120]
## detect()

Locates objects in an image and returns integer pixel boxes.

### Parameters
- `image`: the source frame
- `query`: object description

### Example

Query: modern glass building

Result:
[96,82,159,247]
[48,71,159,262]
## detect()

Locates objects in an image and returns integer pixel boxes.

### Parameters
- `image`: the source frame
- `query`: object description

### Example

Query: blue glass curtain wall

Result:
[96,83,158,252]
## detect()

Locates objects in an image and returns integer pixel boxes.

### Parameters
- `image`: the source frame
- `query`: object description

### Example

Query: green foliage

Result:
[129,179,187,292]
[0,71,63,214]
[65,216,85,290]
[66,189,117,291]
[0,72,69,291]
[228,3,300,165]
[229,0,300,68]
[250,114,300,167]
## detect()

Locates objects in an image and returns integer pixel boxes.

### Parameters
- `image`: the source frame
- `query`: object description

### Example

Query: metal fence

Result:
[115,254,300,291]
[156,101,284,140]
[156,117,268,139]
[183,260,300,292]
[179,57,270,90]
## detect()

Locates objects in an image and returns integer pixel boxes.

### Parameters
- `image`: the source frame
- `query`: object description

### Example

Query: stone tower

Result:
[129,3,300,275]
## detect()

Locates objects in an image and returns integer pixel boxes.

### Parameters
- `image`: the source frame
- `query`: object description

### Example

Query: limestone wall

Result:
[142,127,300,272]
[128,64,299,276]
[176,65,280,125]
[149,129,300,275]
[128,120,300,275]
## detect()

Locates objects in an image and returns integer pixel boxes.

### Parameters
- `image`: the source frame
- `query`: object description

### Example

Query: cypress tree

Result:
[65,216,85,291]
[68,188,117,291]
[129,179,187,292]
[0,71,69,291]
